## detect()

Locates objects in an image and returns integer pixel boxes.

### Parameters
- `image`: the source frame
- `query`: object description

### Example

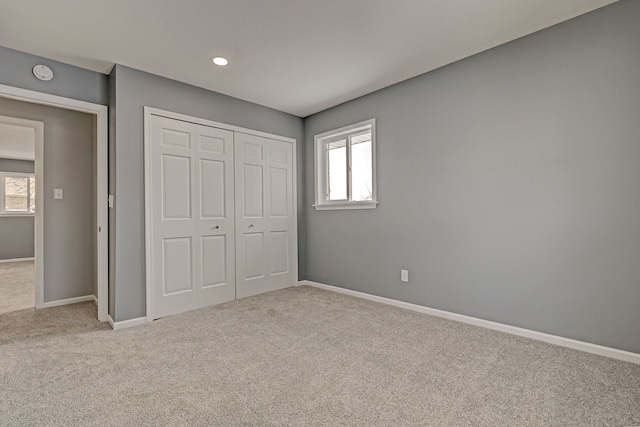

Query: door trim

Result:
[144,106,298,322]
[0,84,109,322]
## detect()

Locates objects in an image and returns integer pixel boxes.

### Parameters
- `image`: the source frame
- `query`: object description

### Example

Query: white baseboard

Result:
[41,295,96,309]
[299,280,640,365]
[0,257,34,264]
[108,315,147,331]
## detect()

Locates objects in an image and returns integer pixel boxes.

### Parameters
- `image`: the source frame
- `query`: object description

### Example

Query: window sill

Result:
[0,212,35,217]
[313,201,378,211]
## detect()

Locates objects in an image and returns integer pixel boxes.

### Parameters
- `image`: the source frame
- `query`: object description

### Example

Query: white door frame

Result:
[144,106,298,322]
[0,84,109,322]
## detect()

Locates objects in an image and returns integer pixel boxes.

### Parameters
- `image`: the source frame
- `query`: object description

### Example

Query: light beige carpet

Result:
[1,286,639,426]
[0,260,35,314]
[0,301,109,344]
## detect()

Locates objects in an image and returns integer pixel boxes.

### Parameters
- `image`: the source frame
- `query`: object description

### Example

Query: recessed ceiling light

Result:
[211,57,229,66]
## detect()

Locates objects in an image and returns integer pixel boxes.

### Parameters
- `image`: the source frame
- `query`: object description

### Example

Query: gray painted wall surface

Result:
[0,45,108,106]
[304,1,640,354]
[111,65,304,321]
[0,158,35,259]
[0,217,34,260]
[0,158,34,174]
[0,98,96,302]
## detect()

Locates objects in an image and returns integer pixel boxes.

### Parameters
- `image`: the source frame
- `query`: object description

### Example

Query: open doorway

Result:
[0,85,108,322]
[0,115,40,314]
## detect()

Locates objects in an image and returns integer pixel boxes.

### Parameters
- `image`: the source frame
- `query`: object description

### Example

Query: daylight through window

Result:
[314,119,377,210]
[0,173,36,214]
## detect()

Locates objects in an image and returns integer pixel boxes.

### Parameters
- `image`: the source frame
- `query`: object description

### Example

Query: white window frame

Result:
[314,119,377,210]
[0,171,36,216]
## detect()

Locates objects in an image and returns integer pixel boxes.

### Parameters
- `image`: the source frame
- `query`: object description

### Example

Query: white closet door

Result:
[149,115,235,319]
[265,138,295,291]
[235,132,295,298]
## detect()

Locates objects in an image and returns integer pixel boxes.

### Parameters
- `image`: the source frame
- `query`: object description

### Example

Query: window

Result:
[314,119,377,210]
[0,172,36,215]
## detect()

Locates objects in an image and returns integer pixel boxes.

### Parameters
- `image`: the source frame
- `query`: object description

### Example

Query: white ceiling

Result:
[0,0,617,117]
[0,124,35,161]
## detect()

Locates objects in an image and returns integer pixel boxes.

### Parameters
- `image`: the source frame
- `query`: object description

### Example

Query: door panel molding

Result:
[235,133,295,299]
[147,114,236,320]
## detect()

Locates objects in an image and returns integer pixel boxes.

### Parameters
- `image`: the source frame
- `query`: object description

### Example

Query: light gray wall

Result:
[0,158,34,173]
[304,0,640,354]
[111,65,305,321]
[0,45,108,105]
[0,158,35,260]
[0,217,34,260]
[0,98,96,302]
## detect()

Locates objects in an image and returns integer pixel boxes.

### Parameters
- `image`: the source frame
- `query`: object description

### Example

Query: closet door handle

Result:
[248,224,254,228]
[212,225,219,230]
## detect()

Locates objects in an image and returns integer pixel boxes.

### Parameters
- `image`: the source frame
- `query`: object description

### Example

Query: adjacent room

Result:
[0,0,639,425]
[0,117,36,314]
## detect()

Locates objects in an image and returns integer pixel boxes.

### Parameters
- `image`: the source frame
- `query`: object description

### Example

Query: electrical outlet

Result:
[401,269,409,282]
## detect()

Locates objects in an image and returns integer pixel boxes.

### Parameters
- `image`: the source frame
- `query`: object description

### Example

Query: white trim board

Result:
[108,315,147,331]
[41,295,96,309]
[299,280,640,365]
[0,257,34,264]
[0,84,109,323]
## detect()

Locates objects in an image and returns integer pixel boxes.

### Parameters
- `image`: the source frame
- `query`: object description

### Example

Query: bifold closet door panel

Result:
[235,132,295,299]
[235,133,268,298]
[149,115,235,320]
[195,122,236,309]
[266,139,294,292]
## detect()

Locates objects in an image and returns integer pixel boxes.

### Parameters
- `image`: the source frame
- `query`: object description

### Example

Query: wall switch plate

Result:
[54,188,63,200]
[401,269,409,282]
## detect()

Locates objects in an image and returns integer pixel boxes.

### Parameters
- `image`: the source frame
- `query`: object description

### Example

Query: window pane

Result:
[351,134,373,201]
[5,177,29,211]
[327,140,347,200]
[29,178,36,212]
